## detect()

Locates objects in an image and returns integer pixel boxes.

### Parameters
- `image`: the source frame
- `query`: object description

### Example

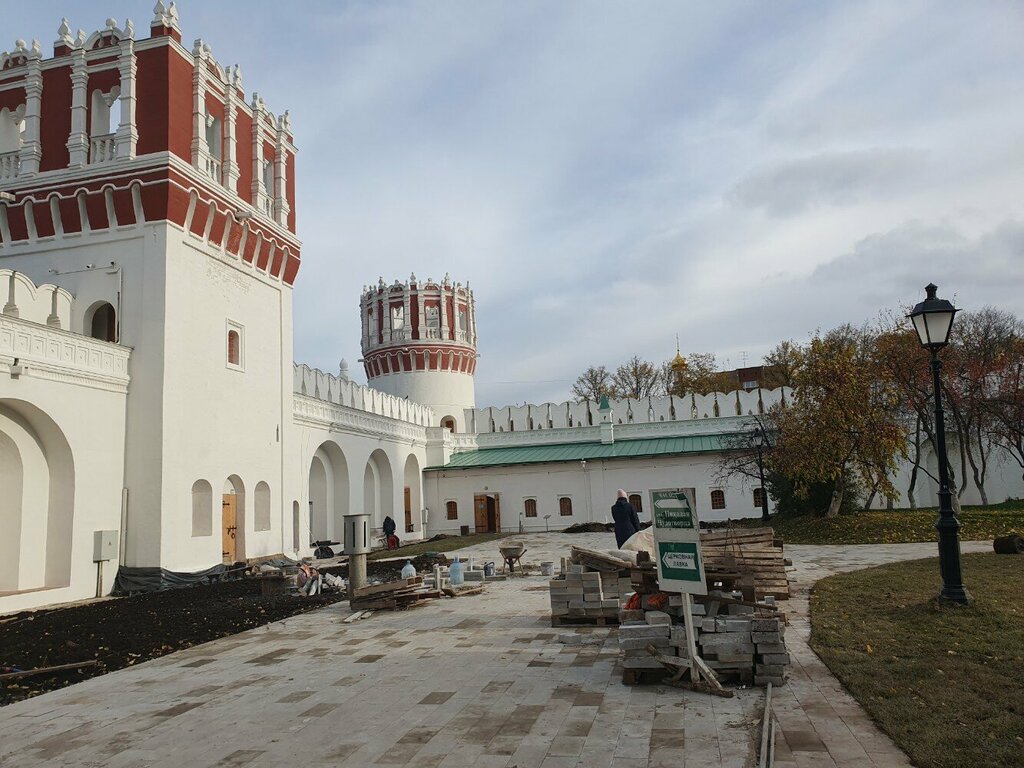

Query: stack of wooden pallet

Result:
[699,527,790,601]
[349,577,444,611]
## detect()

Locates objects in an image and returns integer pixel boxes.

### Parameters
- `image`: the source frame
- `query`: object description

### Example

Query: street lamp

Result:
[752,428,770,522]
[908,283,971,605]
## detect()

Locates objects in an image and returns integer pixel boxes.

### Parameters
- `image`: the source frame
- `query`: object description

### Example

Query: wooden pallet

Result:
[550,614,619,627]
[621,667,669,686]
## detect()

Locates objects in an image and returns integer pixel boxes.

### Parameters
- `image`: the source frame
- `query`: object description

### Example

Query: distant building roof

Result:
[426,434,733,471]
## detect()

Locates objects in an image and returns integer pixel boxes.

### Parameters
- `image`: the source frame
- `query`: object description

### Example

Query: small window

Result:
[629,494,643,515]
[458,309,467,331]
[559,497,573,516]
[753,487,765,507]
[446,500,458,520]
[426,305,440,328]
[524,498,537,518]
[710,490,726,510]
[441,417,456,433]
[391,305,405,330]
[226,322,244,369]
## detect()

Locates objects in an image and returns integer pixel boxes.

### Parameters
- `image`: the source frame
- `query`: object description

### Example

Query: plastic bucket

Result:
[540,561,554,576]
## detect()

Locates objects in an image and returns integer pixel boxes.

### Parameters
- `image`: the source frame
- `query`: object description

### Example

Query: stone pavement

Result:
[0,533,990,768]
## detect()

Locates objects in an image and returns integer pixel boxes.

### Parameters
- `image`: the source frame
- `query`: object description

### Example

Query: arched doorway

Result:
[308,441,349,546]
[440,416,456,432]
[222,475,245,563]
[0,399,75,592]
[85,301,117,342]
[363,449,394,529]
[403,454,422,535]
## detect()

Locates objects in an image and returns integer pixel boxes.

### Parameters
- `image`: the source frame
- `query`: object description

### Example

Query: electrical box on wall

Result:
[93,530,119,562]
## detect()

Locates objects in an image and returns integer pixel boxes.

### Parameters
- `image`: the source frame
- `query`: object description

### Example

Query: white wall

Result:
[0,309,129,614]
[424,452,770,535]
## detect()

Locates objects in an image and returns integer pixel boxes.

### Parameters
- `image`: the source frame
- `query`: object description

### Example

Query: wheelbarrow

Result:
[499,543,527,574]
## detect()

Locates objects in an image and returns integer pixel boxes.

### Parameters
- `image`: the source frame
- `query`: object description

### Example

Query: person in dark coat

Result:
[611,489,641,548]
[382,515,399,549]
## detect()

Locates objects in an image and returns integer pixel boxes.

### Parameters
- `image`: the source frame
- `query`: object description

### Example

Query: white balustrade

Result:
[205,156,222,183]
[0,151,20,180]
[89,133,116,164]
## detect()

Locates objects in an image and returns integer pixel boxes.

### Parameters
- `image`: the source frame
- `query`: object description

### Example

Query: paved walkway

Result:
[0,534,990,768]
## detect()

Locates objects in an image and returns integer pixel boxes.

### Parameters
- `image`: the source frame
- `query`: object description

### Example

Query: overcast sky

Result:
[13,2,1024,406]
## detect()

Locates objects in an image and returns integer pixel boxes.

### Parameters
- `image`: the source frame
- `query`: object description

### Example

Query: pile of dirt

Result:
[365,553,450,583]
[563,522,615,533]
[0,578,345,706]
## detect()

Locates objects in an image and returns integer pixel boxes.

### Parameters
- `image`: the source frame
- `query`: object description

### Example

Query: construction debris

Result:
[700,527,790,601]
[548,555,633,626]
[349,576,444,611]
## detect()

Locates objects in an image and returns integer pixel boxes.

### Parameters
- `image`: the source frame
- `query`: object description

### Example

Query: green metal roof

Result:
[427,434,731,471]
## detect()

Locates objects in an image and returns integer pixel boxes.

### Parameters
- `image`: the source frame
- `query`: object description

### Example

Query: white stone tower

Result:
[360,273,477,431]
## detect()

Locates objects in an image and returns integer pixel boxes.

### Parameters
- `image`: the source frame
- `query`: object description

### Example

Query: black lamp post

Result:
[908,283,972,605]
[752,429,770,522]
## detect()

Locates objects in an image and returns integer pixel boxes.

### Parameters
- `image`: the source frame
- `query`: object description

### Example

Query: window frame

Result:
[753,487,765,508]
[226,319,245,371]
[628,493,643,516]
[710,489,726,510]
[558,496,573,517]
[445,500,458,521]
[524,498,537,518]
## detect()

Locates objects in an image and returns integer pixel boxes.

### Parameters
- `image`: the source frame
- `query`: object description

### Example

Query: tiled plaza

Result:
[0,534,990,767]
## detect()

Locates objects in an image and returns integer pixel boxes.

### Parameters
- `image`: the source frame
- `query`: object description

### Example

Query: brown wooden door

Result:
[404,487,413,533]
[474,494,488,533]
[222,495,238,563]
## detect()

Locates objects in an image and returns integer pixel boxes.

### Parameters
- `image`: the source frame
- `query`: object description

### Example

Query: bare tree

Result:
[571,365,612,402]
[611,356,663,399]
[715,414,775,521]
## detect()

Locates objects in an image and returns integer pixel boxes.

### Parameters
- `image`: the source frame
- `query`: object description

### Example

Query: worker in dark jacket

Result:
[611,489,641,548]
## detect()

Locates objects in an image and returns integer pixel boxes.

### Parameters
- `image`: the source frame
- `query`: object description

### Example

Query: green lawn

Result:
[732,504,1024,545]
[810,553,1024,768]
[366,532,513,561]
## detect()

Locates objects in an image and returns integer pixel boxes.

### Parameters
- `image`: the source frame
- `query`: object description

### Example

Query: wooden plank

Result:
[342,610,365,623]
[0,660,100,681]
[352,577,422,598]
[759,682,774,768]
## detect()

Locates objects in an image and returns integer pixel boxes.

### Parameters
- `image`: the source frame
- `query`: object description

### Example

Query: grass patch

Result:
[810,552,1024,768]
[366,532,513,561]
[731,506,1024,545]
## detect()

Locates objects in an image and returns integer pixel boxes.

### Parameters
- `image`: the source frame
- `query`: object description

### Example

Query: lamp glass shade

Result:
[908,284,957,349]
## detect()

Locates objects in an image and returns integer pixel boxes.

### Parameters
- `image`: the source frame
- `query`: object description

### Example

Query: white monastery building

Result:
[2,7,1022,613]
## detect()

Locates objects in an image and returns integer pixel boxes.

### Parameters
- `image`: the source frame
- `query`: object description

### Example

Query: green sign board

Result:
[651,489,695,530]
[656,541,703,582]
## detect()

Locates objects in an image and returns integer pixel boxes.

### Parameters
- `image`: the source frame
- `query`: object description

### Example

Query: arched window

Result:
[191,479,213,537]
[559,497,573,516]
[226,326,243,368]
[441,417,456,433]
[254,481,271,531]
[89,302,116,342]
[629,494,643,515]
[753,488,765,508]
[446,500,458,520]
[524,498,537,518]
[710,490,726,510]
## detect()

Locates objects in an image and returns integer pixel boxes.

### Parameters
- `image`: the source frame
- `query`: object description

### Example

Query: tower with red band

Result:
[360,274,477,432]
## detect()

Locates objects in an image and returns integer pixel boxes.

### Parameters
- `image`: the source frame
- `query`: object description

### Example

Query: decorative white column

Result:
[416,277,426,340]
[115,25,137,160]
[46,287,61,328]
[3,272,19,318]
[466,285,476,346]
[273,111,291,226]
[19,47,43,175]
[361,291,370,348]
[382,287,392,343]
[402,282,411,342]
[439,277,449,341]
[66,48,88,167]
[223,65,241,193]
[190,39,210,176]
[251,92,267,212]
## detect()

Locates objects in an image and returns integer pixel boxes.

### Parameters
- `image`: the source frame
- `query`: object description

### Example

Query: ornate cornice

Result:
[293,394,428,445]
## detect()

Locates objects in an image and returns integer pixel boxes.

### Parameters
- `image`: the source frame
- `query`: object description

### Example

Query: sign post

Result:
[648,487,724,693]
[650,488,706,596]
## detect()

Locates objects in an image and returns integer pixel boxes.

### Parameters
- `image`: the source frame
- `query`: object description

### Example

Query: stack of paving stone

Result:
[548,564,623,625]
[617,611,672,672]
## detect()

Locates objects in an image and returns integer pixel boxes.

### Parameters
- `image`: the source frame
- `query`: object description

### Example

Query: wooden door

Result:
[404,487,413,533]
[222,495,238,563]
[474,494,488,533]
